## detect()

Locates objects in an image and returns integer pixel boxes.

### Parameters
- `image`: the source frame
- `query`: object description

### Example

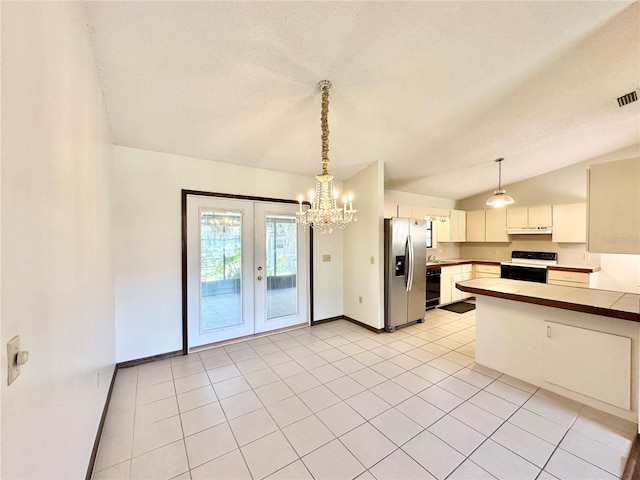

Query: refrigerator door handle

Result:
[406,235,414,292]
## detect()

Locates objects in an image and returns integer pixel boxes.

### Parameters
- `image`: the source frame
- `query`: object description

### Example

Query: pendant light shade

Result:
[486,158,515,207]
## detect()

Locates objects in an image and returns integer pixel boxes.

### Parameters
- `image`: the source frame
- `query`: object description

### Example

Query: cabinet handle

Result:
[547,326,551,338]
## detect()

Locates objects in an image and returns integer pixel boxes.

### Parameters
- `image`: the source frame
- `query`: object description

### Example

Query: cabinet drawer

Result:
[475,272,500,278]
[441,265,462,275]
[474,264,500,275]
[547,270,589,284]
[461,264,472,273]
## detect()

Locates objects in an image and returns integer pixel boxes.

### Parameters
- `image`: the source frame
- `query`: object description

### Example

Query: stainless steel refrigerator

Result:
[384,217,427,332]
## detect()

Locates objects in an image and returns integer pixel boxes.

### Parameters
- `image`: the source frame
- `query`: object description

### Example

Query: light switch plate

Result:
[322,255,331,262]
[7,335,20,385]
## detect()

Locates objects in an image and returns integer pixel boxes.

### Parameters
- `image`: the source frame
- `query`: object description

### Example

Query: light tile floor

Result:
[93,307,637,480]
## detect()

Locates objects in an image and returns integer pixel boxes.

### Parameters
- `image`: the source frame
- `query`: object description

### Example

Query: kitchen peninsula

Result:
[457,277,640,428]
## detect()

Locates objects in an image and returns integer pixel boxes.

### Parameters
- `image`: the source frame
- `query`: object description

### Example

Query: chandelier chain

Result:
[295,80,357,234]
[320,84,330,175]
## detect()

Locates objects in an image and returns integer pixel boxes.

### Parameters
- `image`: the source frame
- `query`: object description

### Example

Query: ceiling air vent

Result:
[617,89,638,107]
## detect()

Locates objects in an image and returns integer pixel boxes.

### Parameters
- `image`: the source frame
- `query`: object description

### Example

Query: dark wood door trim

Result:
[181,190,314,354]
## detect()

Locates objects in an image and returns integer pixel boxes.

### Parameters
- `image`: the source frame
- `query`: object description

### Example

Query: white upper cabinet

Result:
[466,210,486,242]
[529,205,553,228]
[588,157,640,254]
[384,203,398,218]
[507,205,552,228]
[435,209,466,243]
[485,208,509,242]
[552,203,586,243]
[506,207,528,228]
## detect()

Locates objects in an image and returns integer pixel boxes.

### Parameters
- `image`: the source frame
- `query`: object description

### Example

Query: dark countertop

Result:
[426,259,601,273]
[457,277,639,322]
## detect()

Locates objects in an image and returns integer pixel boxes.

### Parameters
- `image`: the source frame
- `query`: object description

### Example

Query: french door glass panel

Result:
[200,210,243,332]
[187,197,254,347]
[187,196,308,348]
[254,203,308,333]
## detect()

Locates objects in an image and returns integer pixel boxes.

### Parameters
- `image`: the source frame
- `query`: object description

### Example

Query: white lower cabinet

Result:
[440,264,472,305]
[473,264,500,278]
[547,270,598,288]
[544,321,631,410]
[476,295,637,421]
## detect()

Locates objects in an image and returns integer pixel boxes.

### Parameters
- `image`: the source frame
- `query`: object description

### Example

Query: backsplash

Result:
[451,238,601,266]
[460,236,600,267]
[427,243,460,260]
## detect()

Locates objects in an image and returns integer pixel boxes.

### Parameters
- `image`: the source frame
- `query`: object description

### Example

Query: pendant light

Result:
[295,80,357,234]
[486,158,515,207]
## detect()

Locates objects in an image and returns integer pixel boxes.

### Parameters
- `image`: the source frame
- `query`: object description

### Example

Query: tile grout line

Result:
[95,312,635,480]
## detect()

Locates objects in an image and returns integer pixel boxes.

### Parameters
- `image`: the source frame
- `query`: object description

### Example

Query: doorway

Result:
[184,192,310,350]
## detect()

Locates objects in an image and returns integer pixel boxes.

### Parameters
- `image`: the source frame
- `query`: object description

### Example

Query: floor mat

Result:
[439,301,476,314]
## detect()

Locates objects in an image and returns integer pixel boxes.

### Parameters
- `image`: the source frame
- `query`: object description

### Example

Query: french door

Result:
[186,195,308,348]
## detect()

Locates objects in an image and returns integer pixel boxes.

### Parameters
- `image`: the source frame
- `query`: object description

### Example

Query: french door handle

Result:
[257,275,263,281]
[257,266,263,271]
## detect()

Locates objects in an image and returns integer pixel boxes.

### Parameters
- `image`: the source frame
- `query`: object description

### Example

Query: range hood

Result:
[507,227,552,235]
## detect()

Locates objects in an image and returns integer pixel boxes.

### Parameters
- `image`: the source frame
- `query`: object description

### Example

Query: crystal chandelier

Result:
[486,157,515,207]
[296,80,357,234]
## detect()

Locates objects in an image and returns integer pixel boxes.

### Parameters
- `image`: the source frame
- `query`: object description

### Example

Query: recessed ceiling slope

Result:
[85,1,639,199]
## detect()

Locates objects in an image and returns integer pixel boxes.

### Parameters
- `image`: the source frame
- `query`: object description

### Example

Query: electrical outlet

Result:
[358,296,363,303]
[583,252,590,260]
[370,256,375,265]
[322,254,331,262]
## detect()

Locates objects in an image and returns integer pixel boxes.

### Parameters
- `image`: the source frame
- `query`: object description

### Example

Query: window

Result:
[426,218,433,249]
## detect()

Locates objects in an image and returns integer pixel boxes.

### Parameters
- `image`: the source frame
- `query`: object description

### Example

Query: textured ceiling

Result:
[85,1,640,200]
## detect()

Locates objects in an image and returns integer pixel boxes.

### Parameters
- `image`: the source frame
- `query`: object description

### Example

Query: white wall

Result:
[384,189,456,210]
[599,254,640,294]
[457,144,640,210]
[1,3,114,478]
[113,146,343,361]
[343,161,385,329]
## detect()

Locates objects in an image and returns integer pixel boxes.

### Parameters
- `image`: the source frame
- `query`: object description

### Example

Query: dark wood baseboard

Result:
[116,350,184,369]
[312,315,344,325]
[342,315,385,333]
[623,433,640,480]
[313,315,384,334]
[85,365,117,480]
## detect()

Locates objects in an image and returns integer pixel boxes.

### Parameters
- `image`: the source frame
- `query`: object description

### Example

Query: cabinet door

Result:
[397,205,412,218]
[543,321,631,410]
[588,158,640,254]
[383,203,398,218]
[411,206,429,220]
[552,203,586,243]
[506,207,528,228]
[454,210,467,242]
[528,205,552,227]
[436,217,451,242]
[466,210,486,242]
[451,274,463,302]
[485,209,508,242]
[440,275,452,305]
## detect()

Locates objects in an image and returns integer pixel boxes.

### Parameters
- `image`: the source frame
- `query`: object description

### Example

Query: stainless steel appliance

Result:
[426,267,441,309]
[500,251,558,283]
[384,218,427,332]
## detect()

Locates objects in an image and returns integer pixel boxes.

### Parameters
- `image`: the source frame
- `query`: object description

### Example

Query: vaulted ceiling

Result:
[85,1,639,200]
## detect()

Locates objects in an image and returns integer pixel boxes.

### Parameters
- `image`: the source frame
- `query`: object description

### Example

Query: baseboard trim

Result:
[312,315,344,325]
[342,315,385,333]
[622,433,640,480]
[85,365,117,480]
[314,315,384,334]
[116,350,184,369]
